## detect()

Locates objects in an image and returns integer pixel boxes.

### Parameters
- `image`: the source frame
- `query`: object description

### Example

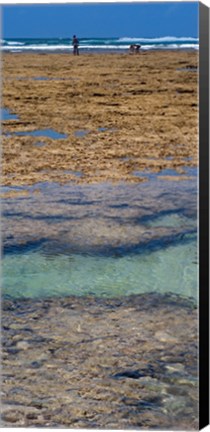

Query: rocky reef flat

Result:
[1,50,199,429]
[2,51,198,186]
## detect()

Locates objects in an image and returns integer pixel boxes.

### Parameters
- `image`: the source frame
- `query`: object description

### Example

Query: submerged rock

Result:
[2,293,198,429]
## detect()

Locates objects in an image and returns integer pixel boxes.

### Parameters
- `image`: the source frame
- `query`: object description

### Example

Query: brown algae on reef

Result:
[2,51,198,186]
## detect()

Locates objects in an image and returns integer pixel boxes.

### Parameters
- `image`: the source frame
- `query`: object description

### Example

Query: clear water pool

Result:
[2,177,198,301]
[3,230,197,299]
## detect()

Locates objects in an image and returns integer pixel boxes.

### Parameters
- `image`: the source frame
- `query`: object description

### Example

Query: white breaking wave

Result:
[142,43,199,50]
[81,44,199,50]
[81,45,133,49]
[7,41,25,46]
[1,42,199,52]
[118,36,198,42]
[1,44,128,51]
[1,44,73,51]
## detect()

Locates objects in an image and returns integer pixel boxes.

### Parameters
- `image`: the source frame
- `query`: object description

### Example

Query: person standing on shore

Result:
[72,35,79,55]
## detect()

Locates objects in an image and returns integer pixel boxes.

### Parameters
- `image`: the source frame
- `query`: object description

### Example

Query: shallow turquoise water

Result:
[3,231,197,299]
[2,177,198,301]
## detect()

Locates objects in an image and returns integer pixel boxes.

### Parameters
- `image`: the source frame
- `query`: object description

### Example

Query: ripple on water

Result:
[133,166,197,180]
[3,230,197,300]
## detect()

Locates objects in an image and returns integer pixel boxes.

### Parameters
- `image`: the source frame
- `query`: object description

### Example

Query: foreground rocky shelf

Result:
[2,293,198,429]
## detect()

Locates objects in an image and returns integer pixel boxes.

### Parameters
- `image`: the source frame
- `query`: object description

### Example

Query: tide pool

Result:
[14,129,68,139]
[2,177,198,301]
[1,108,19,120]
[3,230,197,299]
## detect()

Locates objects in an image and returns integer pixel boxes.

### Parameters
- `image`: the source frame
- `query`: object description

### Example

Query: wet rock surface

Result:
[2,293,198,428]
[2,179,197,254]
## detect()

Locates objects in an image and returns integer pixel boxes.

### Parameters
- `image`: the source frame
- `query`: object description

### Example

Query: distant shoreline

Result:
[2,48,199,55]
[1,36,199,54]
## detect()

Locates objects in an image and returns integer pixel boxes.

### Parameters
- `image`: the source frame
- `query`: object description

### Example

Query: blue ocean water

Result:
[1,36,199,53]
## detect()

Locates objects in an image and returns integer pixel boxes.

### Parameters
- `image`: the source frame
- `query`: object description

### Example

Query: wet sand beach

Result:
[2,50,198,429]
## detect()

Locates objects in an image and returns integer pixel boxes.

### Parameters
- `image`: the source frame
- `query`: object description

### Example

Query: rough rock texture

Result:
[2,294,198,429]
[2,51,198,186]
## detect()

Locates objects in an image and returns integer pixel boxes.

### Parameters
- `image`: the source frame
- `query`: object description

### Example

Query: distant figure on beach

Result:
[129,44,141,54]
[72,35,79,55]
